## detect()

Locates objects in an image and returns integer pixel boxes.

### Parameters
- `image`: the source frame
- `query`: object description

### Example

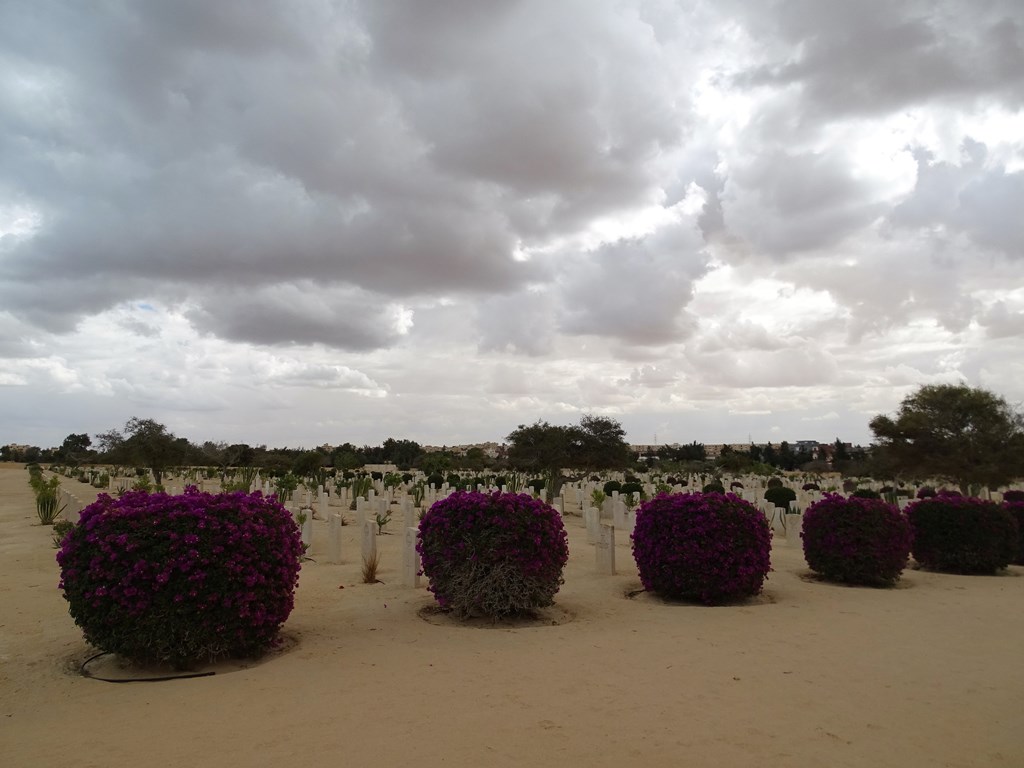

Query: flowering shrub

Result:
[916,486,936,499]
[57,489,302,665]
[416,491,568,618]
[631,493,772,605]
[801,494,912,586]
[907,495,1017,574]
[1002,490,1024,503]
[1003,501,1024,565]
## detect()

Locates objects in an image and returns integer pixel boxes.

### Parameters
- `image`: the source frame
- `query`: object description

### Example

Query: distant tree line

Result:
[6,384,1022,493]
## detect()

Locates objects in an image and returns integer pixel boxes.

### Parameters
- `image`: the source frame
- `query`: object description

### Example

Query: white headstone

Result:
[584,507,600,544]
[785,513,802,546]
[596,523,616,574]
[327,512,342,563]
[402,527,421,588]
[361,520,377,562]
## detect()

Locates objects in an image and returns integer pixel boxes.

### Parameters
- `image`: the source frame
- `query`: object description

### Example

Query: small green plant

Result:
[52,519,75,548]
[275,472,299,502]
[349,475,374,510]
[412,481,427,508]
[590,489,607,509]
[375,509,392,535]
[33,475,66,525]
[131,476,153,493]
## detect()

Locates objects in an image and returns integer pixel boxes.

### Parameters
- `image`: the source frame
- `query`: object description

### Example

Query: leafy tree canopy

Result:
[96,417,183,484]
[869,384,1024,493]
[505,415,631,501]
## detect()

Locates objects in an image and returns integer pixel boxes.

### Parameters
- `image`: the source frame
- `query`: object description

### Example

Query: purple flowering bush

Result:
[631,493,772,605]
[416,491,569,618]
[57,489,303,665]
[801,494,912,586]
[1001,501,1024,565]
[907,495,1017,574]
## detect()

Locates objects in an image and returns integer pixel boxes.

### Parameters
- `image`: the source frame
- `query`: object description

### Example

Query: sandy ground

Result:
[2,463,1023,768]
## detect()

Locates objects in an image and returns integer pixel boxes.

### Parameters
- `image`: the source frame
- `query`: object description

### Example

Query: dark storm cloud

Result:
[889,141,1024,258]
[559,218,708,345]
[735,0,1024,117]
[0,0,695,352]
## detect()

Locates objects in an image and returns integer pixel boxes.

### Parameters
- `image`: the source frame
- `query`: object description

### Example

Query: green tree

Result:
[97,418,184,485]
[57,433,92,466]
[869,384,1024,494]
[380,438,422,469]
[505,415,631,503]
[293,450,327,480]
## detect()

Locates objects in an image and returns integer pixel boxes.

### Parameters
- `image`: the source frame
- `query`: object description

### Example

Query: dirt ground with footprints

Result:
[2,463,1022,767]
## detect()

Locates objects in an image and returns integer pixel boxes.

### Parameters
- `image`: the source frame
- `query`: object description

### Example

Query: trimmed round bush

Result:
[603,480,622,495]
[621,481,643,498]
[56,489,302,665]
[764,486,796,509]
[916,486,936,499]
[631,493,772,605]
[767,477,783,489]
[702,481,725,494]
[416,491,569,618]
[801,482,819,491]
[907,496,1018,574]
[1002,501,1024,565]
[851,488,881,499]
[801,494,912,586]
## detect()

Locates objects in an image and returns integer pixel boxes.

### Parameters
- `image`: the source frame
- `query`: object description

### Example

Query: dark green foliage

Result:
[851,488,882,499]
[802,494,912,586]
[427,472,444,489]
[506,415,631,502]
[766,477,783,489]
[603,480,622,495]
[702,481,725,494]
[621,481,643,497]
[907,495,1018,574]
[527,478,546,493]
[1002,490,1024,503]
[870,384,1024,494]
[764,486,796,509]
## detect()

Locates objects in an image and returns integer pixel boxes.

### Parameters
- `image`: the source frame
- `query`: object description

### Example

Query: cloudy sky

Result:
[2,0,1023,451]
